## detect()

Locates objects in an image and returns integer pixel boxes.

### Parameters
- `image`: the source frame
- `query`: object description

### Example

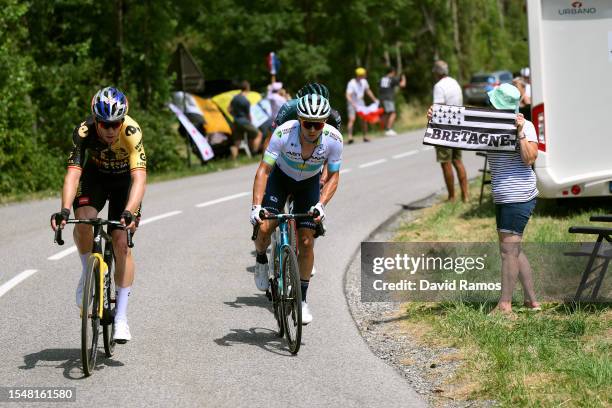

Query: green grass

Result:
[404,302,611,407]
[395,181,612,407]
[396,180,612,243]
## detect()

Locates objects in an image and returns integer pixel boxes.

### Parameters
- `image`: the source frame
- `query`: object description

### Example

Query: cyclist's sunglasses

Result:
[301,120,325,131]
[97,120,124,130]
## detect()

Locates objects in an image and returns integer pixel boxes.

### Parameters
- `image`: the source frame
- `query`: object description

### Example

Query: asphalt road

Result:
[0,129,480,408]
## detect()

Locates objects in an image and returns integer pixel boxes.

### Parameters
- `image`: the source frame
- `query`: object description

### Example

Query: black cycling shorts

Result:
[73,165,142,231]
[261,165,320,230]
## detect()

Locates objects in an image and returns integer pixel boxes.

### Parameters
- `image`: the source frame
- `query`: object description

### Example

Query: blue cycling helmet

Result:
[91,87,129,122]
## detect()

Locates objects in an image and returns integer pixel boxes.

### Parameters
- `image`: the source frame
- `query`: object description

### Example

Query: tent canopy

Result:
[192,95,232,134]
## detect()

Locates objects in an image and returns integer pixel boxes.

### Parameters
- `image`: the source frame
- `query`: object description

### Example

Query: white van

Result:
[527,0,612,198]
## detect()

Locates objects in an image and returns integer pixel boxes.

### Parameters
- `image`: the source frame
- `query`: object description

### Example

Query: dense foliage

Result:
[0,0,528,196]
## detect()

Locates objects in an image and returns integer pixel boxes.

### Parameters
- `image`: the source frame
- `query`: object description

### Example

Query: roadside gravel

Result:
[344,194,497,408]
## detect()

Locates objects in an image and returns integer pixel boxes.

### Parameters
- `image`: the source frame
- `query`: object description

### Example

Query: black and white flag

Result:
[423,104,517,152]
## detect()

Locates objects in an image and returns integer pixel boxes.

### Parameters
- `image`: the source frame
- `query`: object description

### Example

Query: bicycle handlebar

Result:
[251,209,321,241]
[53,218,134,248]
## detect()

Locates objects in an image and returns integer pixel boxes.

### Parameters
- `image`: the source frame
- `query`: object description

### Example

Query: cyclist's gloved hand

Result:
[309,202,325,223]
[51,208,70,231]
[250,205,264,226]
[121,210,135,230]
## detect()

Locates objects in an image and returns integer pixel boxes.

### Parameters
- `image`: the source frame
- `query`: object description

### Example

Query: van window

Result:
[499,73,512,81]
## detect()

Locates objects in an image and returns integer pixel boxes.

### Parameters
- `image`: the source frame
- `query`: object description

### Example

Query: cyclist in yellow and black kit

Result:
[50,87,146,343]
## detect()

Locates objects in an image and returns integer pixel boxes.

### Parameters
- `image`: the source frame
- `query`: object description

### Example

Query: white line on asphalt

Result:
[139,210,183,226]
[0,270,38,298]
[392,150,419,159]
[422,146,434,151]
[48,246,77,261]
[48,210,183,261]
[359,159,387,169]
[195,192,250,208]
[340,168,352,174]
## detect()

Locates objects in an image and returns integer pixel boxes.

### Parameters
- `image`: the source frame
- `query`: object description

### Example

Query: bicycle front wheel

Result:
[81,255,101,376]
[281,246,302,354]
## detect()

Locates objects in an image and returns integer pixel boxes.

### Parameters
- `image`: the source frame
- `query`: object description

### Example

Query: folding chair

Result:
[566,215,612,301]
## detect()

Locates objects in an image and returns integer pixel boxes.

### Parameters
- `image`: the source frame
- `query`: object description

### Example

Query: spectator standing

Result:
[228,80,263,160]
[486,83,540,315]
[266,81,288,121]
[346,67,378,144]
[379,68,406,136]
[431,60,469,202]
[520,67,531,100]
[513,76,531,121]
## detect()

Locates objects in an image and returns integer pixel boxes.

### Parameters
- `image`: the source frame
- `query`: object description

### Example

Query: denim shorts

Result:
[495,198,536,235]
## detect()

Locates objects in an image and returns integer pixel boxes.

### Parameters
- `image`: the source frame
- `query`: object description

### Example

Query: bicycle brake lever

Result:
[54,227,64,246]
[126,229,134,248]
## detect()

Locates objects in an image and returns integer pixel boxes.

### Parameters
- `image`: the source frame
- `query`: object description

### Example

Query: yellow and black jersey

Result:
[68,115,146,175]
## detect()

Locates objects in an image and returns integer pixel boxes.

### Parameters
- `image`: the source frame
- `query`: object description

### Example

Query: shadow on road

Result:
[224,294,271,311]
[20,348,124,379]
[214,327,296,356]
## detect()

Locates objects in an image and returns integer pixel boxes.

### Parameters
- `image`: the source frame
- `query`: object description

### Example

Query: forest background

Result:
[0,0,528,196]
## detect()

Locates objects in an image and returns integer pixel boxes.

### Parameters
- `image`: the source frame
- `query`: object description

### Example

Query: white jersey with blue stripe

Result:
[263,120,343,181]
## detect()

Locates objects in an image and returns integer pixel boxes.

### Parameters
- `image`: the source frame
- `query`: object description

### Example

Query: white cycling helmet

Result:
[297,94,331,121]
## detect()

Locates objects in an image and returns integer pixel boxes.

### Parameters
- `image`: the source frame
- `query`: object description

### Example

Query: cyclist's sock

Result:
[78,252,90,283]
[256,252,268,264]
[301,279,309,302]
[115,286,131,322]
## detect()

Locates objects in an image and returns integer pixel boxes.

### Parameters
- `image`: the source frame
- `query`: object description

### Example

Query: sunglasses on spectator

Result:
[98,120,123,129]
[301,120,325,131]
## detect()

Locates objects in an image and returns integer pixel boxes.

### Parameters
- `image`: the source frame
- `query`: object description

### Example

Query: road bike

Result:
[54,218,133,376]
[252,211,317,354]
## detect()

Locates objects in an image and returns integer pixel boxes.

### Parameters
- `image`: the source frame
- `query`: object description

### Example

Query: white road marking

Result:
[0,270,38,298]
[48,210,182,261]
[422,146,434,151]
[340,168,352,174]
[139,210,182,225]
[392,150,419,159]
[48,246,77,261]
[196,192,250,208]
[359,159,387,169]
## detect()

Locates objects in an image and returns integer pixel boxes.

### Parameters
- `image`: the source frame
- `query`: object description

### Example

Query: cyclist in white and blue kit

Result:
[250,94,343,325]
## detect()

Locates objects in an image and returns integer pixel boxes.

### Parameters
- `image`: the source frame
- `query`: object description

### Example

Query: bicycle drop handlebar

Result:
[251,209,320,241]
[54,218,134,248]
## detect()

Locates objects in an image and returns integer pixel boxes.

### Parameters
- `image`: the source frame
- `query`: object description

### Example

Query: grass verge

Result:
[394,181,611,407]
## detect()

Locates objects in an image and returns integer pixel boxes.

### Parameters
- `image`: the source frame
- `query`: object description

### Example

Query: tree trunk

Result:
[115,0,123,84]
[451,0,463,81]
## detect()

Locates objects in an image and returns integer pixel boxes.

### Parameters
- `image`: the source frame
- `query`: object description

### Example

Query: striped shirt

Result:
[487,120,538,203]
[263,120,343,181]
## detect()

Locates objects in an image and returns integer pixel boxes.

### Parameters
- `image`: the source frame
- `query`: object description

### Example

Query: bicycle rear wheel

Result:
[81,255,101,376]
[281,246,302,354]
[102,246,115,357]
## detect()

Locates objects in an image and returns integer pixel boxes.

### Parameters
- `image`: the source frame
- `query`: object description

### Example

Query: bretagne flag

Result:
[423,104,517,152]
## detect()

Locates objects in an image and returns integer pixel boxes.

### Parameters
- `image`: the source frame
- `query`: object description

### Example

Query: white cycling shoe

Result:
[255,262,269,292]
[114,319,131,343]
[302,302,313,325]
